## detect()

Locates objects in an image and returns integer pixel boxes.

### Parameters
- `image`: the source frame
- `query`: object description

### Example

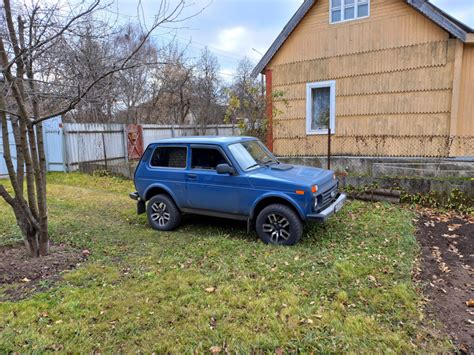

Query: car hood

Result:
[248,164,334,190]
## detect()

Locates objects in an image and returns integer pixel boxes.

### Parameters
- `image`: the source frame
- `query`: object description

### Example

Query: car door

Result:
[146,144,188,206]
[185,145,240,214]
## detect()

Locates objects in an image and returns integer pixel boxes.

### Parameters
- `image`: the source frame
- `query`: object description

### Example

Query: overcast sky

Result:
[112,0,474,79]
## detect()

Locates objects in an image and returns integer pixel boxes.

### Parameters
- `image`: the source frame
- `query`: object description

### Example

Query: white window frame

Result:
[306,81,336,136]
[329,0,370,24]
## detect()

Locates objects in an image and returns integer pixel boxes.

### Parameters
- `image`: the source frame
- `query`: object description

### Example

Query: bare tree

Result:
[225,58,267,140]
[0,0,194,257]
[150,41,194,124]
[114,23,157,124]
[192,47,223,132]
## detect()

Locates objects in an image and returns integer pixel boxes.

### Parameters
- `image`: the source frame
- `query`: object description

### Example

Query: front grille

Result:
[317,184,338,212]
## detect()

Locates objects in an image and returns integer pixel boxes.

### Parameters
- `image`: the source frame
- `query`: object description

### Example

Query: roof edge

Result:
[252,0,473,77]
[406,0,473,42]
[251,0,316,77]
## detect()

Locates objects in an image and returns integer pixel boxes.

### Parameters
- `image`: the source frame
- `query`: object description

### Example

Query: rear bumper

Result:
[306,193,347,222]
[130,191,146,214]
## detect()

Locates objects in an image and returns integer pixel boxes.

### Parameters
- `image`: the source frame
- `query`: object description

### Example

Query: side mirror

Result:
[216,163,236,175]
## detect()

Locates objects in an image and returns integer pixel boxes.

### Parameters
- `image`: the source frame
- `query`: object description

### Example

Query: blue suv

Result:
[130,137,346,245]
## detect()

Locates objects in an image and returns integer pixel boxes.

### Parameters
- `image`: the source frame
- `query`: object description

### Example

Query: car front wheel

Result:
[147,194,181,231]
[255,204,303,245]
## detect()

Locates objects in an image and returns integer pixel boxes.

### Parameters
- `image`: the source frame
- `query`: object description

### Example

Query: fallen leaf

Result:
[205,287,216,293]
[466,299,474,307]
[21,277,31,283]
[368,275,377,283]
[447,224,462,231]
[210,346,222,354]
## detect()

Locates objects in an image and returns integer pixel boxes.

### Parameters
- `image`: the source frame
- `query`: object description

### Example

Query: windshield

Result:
[228,140,277,171]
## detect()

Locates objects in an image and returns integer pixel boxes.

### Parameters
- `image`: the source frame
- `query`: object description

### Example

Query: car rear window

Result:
[150,146,187,168]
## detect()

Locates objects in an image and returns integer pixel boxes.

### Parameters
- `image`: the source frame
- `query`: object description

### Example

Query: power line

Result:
[151,32,246,63]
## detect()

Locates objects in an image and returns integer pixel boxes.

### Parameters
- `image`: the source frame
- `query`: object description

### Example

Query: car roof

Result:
[151,136,258,145]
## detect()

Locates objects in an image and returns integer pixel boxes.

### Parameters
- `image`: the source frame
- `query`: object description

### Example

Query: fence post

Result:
[101,132,108,170]
[327,127,331,170]
[171,125,175,138]
[62,124,69,172]
[123,124,129,163]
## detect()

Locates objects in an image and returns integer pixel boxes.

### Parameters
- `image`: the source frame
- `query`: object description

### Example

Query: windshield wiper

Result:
[245,163,262,170]
[262,158,277,166]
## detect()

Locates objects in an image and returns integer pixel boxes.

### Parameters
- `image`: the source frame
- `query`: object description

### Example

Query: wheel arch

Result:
[144,184,179,206]
[250,194,305,222]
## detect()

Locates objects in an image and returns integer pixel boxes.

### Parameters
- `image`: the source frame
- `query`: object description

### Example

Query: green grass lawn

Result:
[0,173,450,352]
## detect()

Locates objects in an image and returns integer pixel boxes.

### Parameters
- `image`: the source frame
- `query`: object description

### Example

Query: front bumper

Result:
[306,193,347,222]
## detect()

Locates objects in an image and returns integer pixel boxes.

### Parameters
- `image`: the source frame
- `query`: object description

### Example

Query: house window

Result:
[150,146,187,168]
[306,81,336,135]
[330,0,370,23]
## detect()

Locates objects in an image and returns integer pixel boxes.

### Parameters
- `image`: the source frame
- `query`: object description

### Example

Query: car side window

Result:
[150,146,187,168]
[191,148,227,170]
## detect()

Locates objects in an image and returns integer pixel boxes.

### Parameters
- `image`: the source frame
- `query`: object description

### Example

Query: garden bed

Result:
[416,210,474,353]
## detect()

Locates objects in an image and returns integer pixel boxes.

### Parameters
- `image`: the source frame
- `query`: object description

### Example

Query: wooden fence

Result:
[0,119,240,176]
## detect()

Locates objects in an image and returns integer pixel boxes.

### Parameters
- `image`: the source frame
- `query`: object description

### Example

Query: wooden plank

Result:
[272,41,448,86]
[449,39,464,137]
[273,66,453,99]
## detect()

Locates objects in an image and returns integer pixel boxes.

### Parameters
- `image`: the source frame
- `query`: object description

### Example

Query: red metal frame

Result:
[127,124,144,160]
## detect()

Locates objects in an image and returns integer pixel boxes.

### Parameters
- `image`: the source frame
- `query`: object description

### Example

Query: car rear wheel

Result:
[255,204,303,245]
[147,194,181,231]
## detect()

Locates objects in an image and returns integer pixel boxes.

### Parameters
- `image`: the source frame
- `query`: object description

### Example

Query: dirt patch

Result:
[0,243,84,301]
[416,210,474,353]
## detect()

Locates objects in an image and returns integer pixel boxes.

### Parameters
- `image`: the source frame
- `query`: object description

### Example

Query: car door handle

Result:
[187,173,197,179]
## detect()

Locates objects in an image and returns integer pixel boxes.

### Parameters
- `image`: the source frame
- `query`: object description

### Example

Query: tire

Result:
[255,204,303,245]
[147,194,182,231]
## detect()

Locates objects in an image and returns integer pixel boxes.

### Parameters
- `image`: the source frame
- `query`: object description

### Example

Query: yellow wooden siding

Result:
[269,0,449,66]
[274,114,450,137]
[266,0,473,156]
[274,66,453,99]
[274,136,453,157]
[457,45,474,136]
[271,41,449,85]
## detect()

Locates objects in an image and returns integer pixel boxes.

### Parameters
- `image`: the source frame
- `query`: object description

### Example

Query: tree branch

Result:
[0,185,15,207]
[2,0,101,73]
[32,60,172,125]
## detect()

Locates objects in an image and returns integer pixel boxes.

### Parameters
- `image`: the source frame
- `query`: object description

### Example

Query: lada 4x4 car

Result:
[130,136,346,245]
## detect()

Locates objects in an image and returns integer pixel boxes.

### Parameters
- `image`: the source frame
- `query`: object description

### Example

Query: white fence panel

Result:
[43,116,65,172]
[142,124,240,148]
[63,123,126,171]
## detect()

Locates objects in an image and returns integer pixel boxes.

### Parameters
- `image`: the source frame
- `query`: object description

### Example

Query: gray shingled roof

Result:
[252,0,474,77]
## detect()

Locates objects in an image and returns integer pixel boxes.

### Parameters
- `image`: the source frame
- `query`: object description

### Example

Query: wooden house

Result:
[253,0,474,158]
